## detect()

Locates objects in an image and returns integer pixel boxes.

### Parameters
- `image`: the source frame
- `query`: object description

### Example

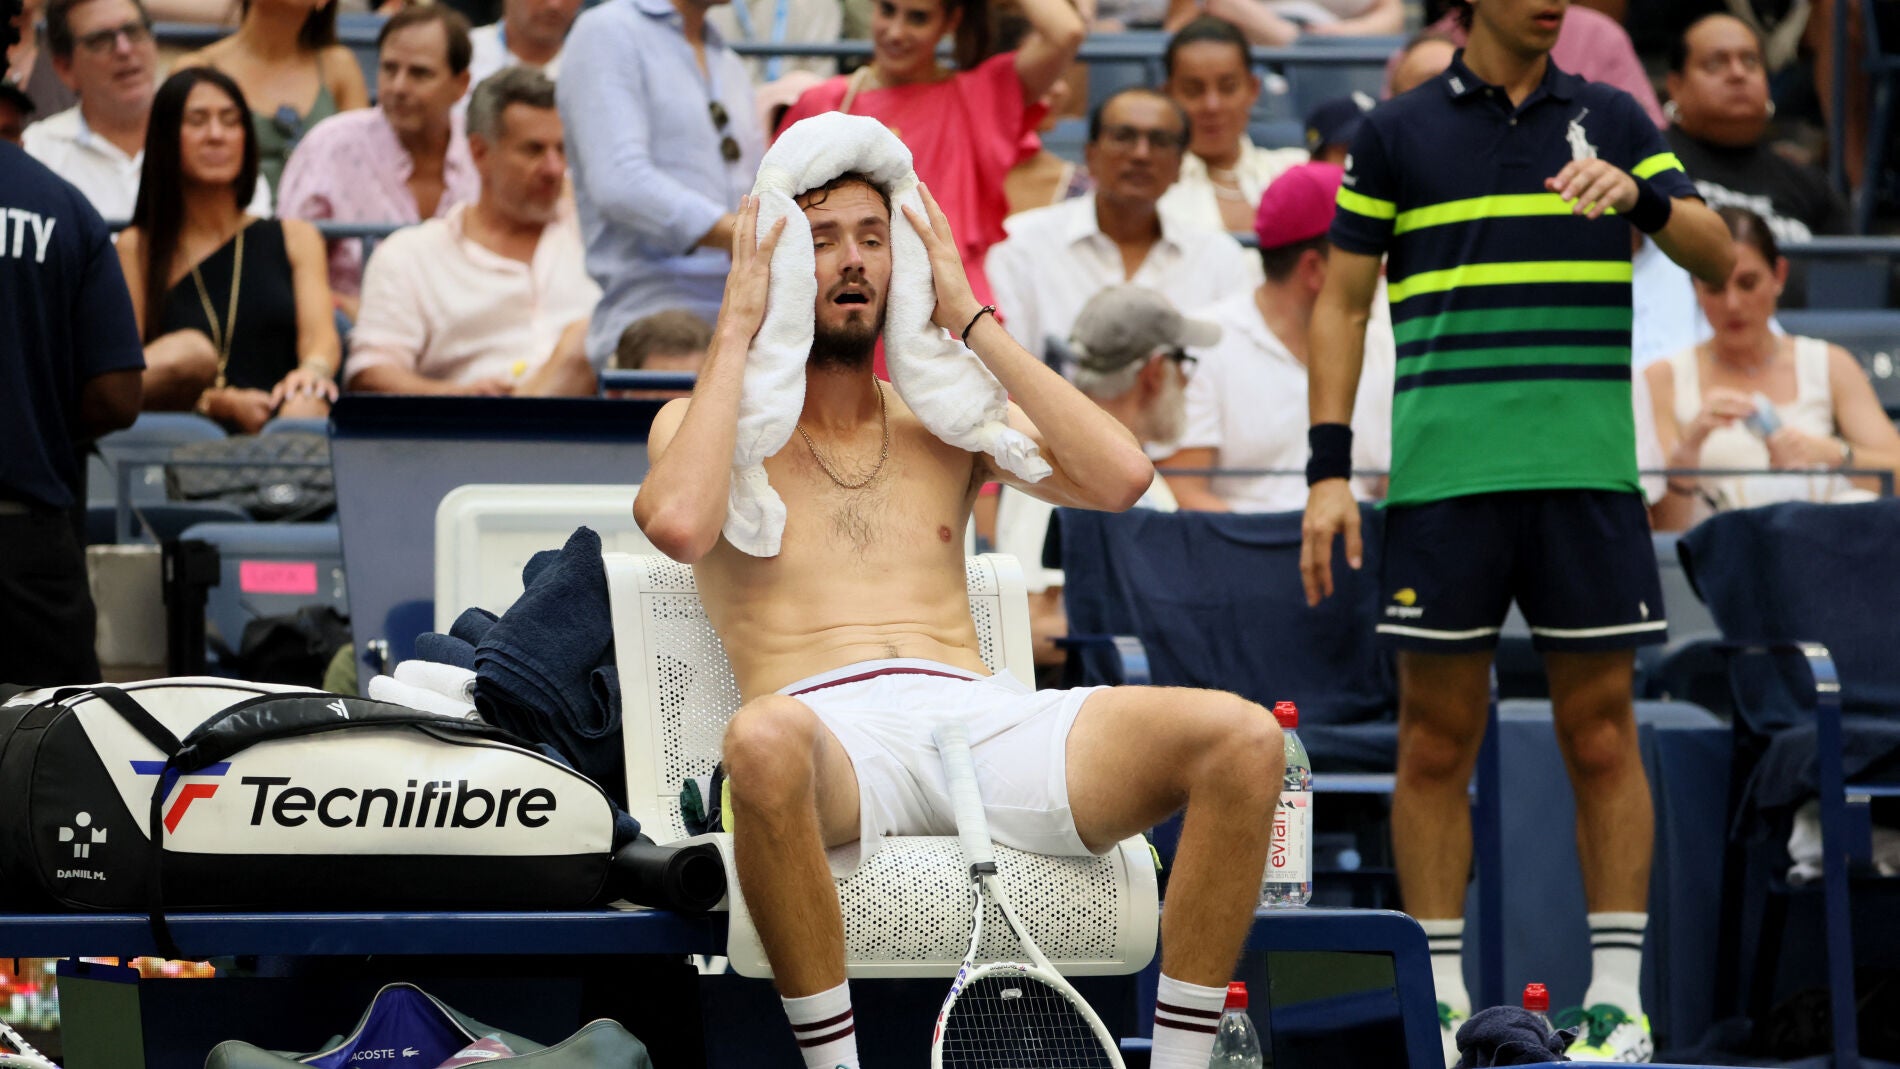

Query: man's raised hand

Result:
[716,195,788,344]
[901,182,983,336]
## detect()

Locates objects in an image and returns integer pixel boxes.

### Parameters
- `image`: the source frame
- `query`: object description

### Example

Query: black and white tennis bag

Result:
[0,678,618,917]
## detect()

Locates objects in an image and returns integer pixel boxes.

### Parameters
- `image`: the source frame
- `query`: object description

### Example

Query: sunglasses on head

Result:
[709,101,741,164]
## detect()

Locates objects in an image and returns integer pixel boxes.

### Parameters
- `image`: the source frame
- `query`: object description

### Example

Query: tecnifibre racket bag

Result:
[0,678,617,949]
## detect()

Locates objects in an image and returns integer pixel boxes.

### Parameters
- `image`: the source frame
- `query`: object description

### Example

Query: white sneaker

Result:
[0,1020,59,1069]
[1439,1001,1466,1067]
[1559,1004,1653,1063]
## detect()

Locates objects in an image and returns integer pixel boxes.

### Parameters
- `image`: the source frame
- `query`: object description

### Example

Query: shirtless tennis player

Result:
[634,176,1281,1069]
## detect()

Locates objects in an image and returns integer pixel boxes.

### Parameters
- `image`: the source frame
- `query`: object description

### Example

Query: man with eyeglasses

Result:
[558,0,762,369]
[24,0,268,221]
[988,86,1257,381]
[1158,162,1394,513]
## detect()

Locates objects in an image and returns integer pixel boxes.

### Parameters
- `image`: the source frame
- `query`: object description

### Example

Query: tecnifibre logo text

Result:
[240,777,557,830]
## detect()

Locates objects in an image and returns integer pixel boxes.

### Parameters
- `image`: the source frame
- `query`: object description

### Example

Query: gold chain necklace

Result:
[796,380,890,490]
[189,225,245,389]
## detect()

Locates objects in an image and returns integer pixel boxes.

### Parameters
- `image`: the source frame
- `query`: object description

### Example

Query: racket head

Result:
[930,960,1125,1069]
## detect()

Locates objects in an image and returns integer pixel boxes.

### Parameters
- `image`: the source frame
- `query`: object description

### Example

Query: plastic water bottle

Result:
[1523,982,1553,1033]
[1208,982,1265,1068]
[1261,700,1312,907]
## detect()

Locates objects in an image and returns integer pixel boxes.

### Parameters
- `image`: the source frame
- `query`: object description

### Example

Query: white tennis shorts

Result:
[777,658,1110,877]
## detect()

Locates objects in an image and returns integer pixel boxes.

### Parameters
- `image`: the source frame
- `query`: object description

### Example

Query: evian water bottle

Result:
[1261,700,1312,908]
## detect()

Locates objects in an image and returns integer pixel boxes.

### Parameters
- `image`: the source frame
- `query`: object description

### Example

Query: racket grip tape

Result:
[933,720,997,867]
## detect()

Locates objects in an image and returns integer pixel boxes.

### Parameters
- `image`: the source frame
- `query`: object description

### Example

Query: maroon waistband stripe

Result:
[790,666,982,696]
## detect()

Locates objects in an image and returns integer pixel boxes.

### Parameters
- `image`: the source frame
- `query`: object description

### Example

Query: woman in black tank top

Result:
[116,68,341,433]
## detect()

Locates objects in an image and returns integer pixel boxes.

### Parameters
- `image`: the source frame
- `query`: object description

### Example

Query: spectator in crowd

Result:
[1160,162,1391,512]
[989,87,1259,371]
[1160,16,1305,233]
[776,0,1088,305]
[615,307,711,373]
[278,5,478,318]
[347,67,598,398]
[0,81,30,140]
[6,0,75,117]
[1387,1,1664,125]
[468,0,582,86]
[996,284,1200,672]
[1003,69,1090,214]
[26,0,271,219]
[1385,29,1456,95]
[173,0,369,193]
[608,307,709,398]
[2,25,143,689]
[1302,91,1371,165]
[710,0,841,81]
[1198,0,1401,46]
[117,68,339,428]
[1664,14,1847,245]
[1646,206,1899,525]
[559,0,763,366]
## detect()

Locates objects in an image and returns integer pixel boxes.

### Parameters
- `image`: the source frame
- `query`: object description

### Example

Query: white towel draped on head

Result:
[722,112,1050,558]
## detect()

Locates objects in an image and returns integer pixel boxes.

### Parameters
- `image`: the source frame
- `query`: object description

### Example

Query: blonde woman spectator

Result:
[1160,16,1304,233]
[172,0,369,192]
[1647,207,1900,528]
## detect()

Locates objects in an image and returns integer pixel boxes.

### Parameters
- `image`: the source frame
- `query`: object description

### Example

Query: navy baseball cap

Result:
[1303,92,1376,153]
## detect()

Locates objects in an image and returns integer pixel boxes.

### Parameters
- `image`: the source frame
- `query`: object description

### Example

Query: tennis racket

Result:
[929,720,1124,1069]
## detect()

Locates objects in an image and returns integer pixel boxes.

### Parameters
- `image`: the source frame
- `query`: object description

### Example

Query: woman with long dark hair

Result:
[1646,205,1900,527]
[117,68,339,432]
[172,0,367,192]
[775,0,1087,305]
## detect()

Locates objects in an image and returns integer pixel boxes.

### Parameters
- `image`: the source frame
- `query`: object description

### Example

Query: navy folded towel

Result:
[1453,1007,1575,1067]
[473,526,624,803]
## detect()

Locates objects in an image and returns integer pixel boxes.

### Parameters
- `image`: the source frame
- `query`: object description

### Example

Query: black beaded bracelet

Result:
[960,305,997,342]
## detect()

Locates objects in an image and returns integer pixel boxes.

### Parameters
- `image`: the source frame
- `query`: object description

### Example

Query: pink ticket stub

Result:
[238,560,319,596]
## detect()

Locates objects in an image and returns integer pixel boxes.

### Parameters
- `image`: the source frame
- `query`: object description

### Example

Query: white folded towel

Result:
[393,659,478,703]
[367,675,478,720]
[724,112,1051,557]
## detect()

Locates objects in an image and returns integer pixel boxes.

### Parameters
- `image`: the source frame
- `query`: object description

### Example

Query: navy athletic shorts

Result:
[1376,489,1667,654]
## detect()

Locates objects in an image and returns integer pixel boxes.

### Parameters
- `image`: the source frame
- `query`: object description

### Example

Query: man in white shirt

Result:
[465,0,582,89]
[25,0,269,219]
[988,86,1259,372]
[996,284,1212,674]
[1160,162,1395,512]
[346,67,599,397]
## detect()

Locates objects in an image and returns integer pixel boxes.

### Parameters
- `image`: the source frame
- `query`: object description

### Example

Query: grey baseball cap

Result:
[1064,285,1222,373]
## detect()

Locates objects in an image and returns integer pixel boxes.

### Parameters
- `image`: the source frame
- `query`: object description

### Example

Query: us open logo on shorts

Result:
[1386,588,1425,620]
[131,760,232,833]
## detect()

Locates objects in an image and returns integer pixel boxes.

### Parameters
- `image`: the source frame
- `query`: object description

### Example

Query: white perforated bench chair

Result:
[603,551,1159,979]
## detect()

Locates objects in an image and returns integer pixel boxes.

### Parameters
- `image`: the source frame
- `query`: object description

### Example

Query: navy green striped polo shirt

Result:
[1328,53,1698,507]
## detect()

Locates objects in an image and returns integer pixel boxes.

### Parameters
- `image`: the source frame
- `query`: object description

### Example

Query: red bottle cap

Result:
[1225,982,1249,1010]
[1272,701,1299,729]
[1522,983,1550,1013]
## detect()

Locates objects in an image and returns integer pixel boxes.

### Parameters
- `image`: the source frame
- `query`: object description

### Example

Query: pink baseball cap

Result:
[1254,162,1347,251]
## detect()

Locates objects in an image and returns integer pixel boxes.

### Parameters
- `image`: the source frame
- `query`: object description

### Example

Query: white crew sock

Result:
[782,981,859,1069]
[1581,911,1647,1016]
[1150,974,1228,1069]
[1420,917,1470,1017]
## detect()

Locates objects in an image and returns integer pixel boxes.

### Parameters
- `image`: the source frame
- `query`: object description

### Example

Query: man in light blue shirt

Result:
[559,0,763,366]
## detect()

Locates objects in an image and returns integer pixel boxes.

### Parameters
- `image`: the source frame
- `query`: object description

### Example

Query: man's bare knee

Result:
[1397,701,1487,785]
[1186,692,1282,803]
[723,695,822,809]
[1553,708,1638,783]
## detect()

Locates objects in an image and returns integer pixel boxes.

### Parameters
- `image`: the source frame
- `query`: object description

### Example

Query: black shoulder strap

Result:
[76,687,189,960]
